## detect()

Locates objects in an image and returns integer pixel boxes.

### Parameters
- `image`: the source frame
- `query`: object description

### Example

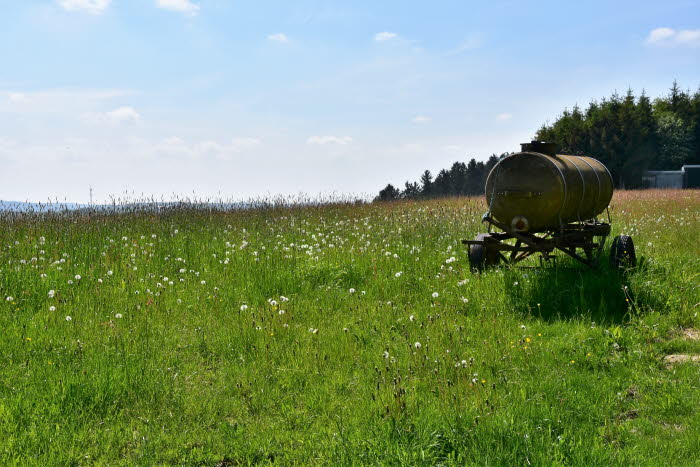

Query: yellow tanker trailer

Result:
[464,141,636,271]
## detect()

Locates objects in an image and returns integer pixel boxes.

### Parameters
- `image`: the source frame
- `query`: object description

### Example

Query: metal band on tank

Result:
[539,152,567,229]
[566,155,586,222]
[578,157,601,216]
[600,159,615,207]
[486,163,501,215]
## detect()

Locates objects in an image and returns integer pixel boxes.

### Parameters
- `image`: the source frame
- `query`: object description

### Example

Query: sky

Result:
[1,0,699,203]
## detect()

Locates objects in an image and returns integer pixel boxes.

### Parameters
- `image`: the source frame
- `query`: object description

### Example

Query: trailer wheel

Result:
[610,235,636,269]
[469,234,500,272]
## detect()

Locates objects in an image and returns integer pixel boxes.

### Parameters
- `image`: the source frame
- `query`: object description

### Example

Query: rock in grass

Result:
[664,354,700,366]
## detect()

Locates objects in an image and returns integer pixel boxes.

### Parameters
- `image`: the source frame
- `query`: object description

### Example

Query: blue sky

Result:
[1,0,699,202]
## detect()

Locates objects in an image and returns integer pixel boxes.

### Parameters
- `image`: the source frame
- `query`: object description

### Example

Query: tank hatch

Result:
[520,141,558,156]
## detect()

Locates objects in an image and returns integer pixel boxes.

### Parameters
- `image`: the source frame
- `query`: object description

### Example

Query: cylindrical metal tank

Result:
[484,142,614,232]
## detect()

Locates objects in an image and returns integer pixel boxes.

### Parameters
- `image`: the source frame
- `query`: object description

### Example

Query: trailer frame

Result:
[462,215,613,270]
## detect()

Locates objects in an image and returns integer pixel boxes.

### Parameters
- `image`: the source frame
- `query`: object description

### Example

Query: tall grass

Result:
[0,190,698,464]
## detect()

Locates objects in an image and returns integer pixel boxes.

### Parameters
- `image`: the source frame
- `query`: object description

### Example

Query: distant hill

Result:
[0,200,312,214]
[0,201,86,212]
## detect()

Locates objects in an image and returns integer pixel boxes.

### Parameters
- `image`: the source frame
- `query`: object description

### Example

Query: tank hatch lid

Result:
[520,141,559,156]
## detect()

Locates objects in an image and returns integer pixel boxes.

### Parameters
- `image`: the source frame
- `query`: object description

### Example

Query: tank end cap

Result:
[511,216,530,232]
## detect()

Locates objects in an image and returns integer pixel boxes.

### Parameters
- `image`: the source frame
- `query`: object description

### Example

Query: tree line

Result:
[377,82,700,200]
[377,155,506,201]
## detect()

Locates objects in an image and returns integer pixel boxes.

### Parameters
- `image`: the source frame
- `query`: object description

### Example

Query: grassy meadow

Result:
[1,189,699,465]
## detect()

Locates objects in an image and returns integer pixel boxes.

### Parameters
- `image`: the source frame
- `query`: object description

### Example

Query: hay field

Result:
[1,190,699,464]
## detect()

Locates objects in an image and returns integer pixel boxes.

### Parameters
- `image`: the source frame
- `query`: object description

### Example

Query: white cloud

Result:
[268,33,290,43]
[442,145,464,154]
[57,0,111,14]
[230,138,262,151]
[374,32,398,42]
[445,35,484,56]
[396,143,422,153]
[646,27,700,46]
[307,135,353,145]
[0,88,138,117]
[157,137,261,160]
[82,106,141,124]
[155,0,199,15]
[411,115,430,124]
[7,92,26,103]
[496,113,512,121]
[676,29,700,45]
[106,106,141,123]
[647,27,675,43]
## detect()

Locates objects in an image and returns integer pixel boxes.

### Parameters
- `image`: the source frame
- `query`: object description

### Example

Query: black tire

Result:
[610,235,636,269]
[469,234,500,272]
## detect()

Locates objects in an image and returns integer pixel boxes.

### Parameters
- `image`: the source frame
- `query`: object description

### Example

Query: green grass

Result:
[1,190,699,465]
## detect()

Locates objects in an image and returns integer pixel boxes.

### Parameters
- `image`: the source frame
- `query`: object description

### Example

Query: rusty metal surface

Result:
[484,149,614,232]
